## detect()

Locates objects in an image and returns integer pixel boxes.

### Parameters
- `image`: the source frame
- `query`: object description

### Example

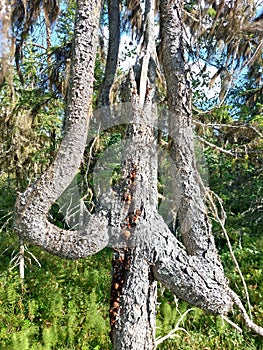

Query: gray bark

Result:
[160,0,219,260]
[14,0,109,259]
[109,96,158,349]
[109,96,232,349]
[142,213,232,315]
[111,248,157,350]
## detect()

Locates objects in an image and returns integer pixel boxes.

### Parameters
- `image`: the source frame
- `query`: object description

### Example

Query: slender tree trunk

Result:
[97,0,120,107]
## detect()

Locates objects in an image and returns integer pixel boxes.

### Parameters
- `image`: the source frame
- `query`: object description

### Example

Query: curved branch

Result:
[14,0,108,259]
[15,206,108,259]
[132,213,233,315]
[158,3,263,336]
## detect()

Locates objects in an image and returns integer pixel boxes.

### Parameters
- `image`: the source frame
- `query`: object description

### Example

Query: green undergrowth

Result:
[0,231,262,349]
[0,241,112,350]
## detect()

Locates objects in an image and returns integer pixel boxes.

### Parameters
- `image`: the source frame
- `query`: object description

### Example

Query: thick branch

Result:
[14,0,108,259]
[15,205,108,259]
[158,2,263,338]
[131,214,233,315]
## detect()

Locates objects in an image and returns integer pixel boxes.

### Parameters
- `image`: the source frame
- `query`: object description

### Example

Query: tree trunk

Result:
[109,1,159,348]
[109,96,159,349]
[110,247,157,350]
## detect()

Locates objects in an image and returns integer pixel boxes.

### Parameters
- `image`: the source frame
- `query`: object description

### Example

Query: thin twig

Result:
[194,120,263,139]
[30,42,48,51]
[182,9,200,22]
[156,308,194,346]
[228,289,263,337]
[221,315,242,333]
[25,246,42,267]
[0,213,13,233]
[241,42,263,72]
[205,189,253,319]
[196,135,238,157]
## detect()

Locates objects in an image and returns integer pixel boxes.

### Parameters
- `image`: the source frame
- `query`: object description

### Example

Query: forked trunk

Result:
[16,1,255,349]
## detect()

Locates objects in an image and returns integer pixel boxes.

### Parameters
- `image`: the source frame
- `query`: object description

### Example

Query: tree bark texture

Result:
[108,91,159,349]
[160,0,220,261]
[110,247,157,350]
[109,1,159,348]
[14,0,109,259]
